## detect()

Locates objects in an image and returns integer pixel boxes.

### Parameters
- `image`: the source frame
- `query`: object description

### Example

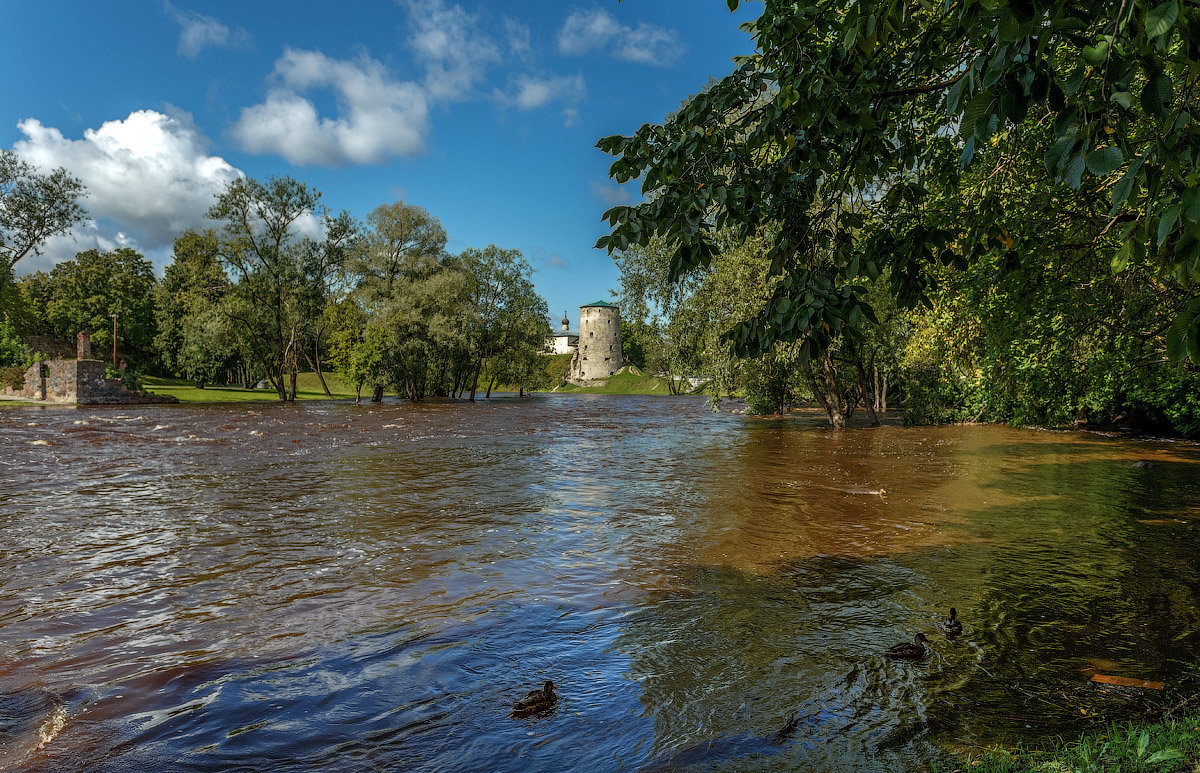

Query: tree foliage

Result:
[30,247,157,363]
[208,176,354,400]
[0,150,86,271]
[155,231,233,387]
[597,0,1200,365]
[336,203,549,401]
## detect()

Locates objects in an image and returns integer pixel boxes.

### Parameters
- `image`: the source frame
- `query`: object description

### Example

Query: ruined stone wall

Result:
[22,363,47,400]
[20,359,176,404]
[569,305,623,382]
[39,359,111,402]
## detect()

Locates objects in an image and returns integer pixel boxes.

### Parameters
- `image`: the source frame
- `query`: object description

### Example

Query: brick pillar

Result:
[77,331,92,360]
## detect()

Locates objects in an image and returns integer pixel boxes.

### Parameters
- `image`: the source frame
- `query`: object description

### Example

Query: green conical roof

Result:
[581,300,618,308]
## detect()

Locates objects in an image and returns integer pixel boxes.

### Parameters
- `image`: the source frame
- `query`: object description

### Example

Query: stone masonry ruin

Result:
[16,332,177,405]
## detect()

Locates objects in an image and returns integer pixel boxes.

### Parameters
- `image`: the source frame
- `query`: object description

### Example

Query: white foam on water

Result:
[33,701,66,752]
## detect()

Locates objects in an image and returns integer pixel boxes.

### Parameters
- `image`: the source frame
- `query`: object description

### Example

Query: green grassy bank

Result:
[142,373,356,403]
[947,713,1200,772]
[142,359,700,403]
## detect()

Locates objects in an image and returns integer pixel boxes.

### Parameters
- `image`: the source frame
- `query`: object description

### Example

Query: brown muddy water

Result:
[1,395,1199,772]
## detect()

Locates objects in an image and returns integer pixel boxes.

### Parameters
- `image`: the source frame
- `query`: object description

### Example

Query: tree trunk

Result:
[485,374,497,398]
[846,340,879,426]
[469,358,483,401]
[272,369,287,401]
[304,349,333,398]
[289,369,298,402]
[801,353,845,428]
[371,385,383,402]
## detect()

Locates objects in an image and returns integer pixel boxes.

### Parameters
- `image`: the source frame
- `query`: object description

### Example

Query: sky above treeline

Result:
[2,0,759,327]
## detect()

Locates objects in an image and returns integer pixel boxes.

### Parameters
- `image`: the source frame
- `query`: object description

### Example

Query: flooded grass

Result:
[953,713,1200,772]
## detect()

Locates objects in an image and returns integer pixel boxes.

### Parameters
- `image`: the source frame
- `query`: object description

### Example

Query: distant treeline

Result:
[0,174,549,402]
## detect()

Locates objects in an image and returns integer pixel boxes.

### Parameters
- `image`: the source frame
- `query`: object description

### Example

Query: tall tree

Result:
[351,202,448,309]
[155,230,233,387]
[460,246,541,401]
[347,201,459,400]
[1,149,86,272]
[208,176,354,401]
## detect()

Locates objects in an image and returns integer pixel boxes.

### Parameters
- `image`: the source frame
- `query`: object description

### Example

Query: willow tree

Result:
[597,0,1200,424]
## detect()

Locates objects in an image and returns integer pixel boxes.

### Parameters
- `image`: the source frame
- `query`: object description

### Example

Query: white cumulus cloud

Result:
[495,73,585,110]
[164,2,250,59]
[232,49,429,167]
[13,108,243,268]
[404,0,501,101]
[558,9,683,66]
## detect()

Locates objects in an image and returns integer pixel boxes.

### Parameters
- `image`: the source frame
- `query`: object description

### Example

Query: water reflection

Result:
[0,398,1197,771]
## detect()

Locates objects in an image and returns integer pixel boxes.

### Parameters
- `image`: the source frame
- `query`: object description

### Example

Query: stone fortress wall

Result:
[569,302,623,383]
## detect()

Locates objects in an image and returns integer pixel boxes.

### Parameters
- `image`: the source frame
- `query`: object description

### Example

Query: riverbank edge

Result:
[947,711,1200,772]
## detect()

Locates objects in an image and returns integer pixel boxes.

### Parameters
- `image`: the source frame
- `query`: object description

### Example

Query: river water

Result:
[1,395,1198,772]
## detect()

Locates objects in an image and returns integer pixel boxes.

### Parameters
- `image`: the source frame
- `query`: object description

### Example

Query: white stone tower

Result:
[569,300,623,382]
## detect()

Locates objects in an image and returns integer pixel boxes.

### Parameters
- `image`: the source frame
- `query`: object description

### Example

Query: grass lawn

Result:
[142,372,357,403]
[143,362,702,402]
[0,398,42,407]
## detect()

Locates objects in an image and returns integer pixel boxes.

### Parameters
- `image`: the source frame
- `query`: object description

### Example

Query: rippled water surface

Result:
[2,395,1199,771]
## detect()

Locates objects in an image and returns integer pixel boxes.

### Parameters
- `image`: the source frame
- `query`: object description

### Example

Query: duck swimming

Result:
[510,680,557,717]
[940,608,963,637]
[885,633,928,660]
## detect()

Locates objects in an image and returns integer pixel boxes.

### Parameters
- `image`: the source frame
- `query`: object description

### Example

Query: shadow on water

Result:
[606,441,1200,771]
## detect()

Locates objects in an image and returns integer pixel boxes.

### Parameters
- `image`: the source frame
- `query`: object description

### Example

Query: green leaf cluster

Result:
[596,0,1200,368]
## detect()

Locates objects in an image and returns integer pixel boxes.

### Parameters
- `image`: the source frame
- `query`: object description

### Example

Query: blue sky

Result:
[2,0,758,326]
